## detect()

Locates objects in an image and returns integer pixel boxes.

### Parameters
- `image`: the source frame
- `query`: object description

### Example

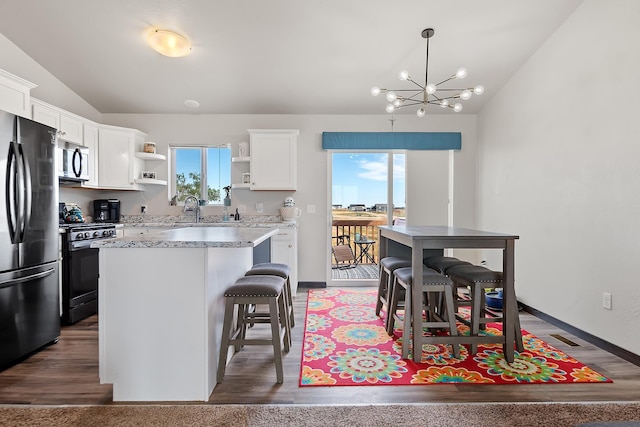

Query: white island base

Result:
[98,246,253,401]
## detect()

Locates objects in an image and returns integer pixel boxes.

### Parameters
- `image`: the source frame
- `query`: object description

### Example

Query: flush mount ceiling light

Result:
[184,99,200,108]
[147,29,191,57]
[371,28,484,117]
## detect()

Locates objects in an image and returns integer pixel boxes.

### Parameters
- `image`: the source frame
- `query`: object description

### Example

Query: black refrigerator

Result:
[0,109,60,369]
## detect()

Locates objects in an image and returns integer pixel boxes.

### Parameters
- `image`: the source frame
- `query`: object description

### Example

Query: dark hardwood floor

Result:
[2,288,640,406]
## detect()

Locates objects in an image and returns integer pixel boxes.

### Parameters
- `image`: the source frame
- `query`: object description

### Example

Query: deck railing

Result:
[331,219,387,265]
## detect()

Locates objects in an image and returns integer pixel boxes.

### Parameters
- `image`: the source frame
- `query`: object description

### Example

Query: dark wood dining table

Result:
[378,225,520,363]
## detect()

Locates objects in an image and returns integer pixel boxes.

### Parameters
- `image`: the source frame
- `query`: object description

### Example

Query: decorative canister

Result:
[280,207,301,222]
[143,142,156,153]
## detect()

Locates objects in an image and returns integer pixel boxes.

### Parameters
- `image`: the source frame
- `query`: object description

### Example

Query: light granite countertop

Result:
[118,214,297,229]
[120,221,296,229]
[91,226,278,249]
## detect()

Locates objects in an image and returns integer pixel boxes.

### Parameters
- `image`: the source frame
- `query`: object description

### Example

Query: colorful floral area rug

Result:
[300,288,612,386]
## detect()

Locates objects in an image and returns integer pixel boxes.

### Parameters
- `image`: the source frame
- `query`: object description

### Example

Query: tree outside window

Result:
[171,146,231,204]
[175,172,220,202]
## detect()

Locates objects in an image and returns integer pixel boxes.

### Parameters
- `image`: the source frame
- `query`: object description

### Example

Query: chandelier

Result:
[371,28,484,117]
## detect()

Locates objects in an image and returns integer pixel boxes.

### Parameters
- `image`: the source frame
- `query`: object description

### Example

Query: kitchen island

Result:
[120,219,299,296]
[92,226,277,402]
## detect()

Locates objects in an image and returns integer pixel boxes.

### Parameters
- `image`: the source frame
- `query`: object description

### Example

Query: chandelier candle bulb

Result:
[456,67,468,79]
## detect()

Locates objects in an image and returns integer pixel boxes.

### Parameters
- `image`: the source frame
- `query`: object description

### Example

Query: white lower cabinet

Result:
[270,227,298,296]
[98,125,145,190]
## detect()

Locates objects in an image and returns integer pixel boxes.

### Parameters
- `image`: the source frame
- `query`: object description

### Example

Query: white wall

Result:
[477,0,640,354]
[0,22,476,288]
[1,22,480,285]
[102,113,478,283]
[3,0,638,357]
[0,26,479,291]
[0,34,101,122]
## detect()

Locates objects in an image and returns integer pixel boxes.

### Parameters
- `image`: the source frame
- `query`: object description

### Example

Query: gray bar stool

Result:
[447,264,524,354]
[217,275,290,384]
[423,256,472,275]
[375,257,412,331]
[423,256,472,313]
[388,266,461,359]
[245,262,294,329]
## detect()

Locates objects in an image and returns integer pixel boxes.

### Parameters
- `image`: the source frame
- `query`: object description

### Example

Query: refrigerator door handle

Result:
[72,147,82,178]
[5,141,20,244]
[17,143,32,241]
[0,267,55,289]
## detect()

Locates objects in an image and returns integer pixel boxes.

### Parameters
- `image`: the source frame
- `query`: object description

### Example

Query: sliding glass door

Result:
[329,151,405,286]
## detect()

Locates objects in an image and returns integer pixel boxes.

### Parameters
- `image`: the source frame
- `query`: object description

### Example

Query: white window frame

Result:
[169,145,230,205]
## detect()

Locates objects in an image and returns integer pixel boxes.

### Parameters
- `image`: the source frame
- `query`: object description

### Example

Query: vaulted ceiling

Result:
[0,0,582,115]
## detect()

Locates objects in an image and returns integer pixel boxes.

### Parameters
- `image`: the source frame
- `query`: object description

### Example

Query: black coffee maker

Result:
[93,199,121,223]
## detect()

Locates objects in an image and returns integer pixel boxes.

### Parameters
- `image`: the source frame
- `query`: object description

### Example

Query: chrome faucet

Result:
[183,195,201,223]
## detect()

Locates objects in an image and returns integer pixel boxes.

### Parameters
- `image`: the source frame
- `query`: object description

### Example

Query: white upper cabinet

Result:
[82,121,99,188]
[32,99,83,145]
[0,69,36,118]
[248,129,298,190]
[97,125,145,190]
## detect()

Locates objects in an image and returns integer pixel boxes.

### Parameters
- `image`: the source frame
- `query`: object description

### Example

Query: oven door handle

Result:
[0,268,55,289]
[69,239,111,251]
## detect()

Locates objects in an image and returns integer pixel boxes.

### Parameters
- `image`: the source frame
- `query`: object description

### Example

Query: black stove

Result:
[59,222,115,230]
[59,222,117,325]
[60,223,117,247]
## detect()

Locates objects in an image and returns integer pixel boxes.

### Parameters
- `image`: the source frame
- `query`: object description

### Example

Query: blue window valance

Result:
[321,132,461,150]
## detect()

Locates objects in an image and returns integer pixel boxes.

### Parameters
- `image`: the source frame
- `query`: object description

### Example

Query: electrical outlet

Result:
[307,204,316,214]
[602,292,612,310]
[141,205,147,214]
[255,203,264,213]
